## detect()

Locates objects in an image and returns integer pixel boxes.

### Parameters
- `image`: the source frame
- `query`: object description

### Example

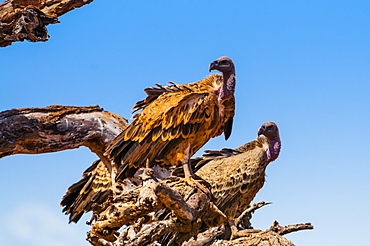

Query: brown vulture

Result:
[106,56,236,182]
[194,121,281,223]
[158,121,281,245]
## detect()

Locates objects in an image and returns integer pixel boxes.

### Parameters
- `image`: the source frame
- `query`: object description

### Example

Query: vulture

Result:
[106,56,236,182]
[195,121,281,223]
[61,56,236,223]
[158,121,281,245]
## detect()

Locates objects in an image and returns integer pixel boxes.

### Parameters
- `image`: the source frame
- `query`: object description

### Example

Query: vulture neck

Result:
[219,70,236,101]
[267,136,281,163]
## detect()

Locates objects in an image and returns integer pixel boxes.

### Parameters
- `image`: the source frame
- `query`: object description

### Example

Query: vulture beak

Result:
[257,126,265,137]
[209,61,218,72]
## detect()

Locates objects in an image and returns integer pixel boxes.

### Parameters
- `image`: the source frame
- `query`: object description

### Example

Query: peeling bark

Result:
[0,0,93,47]
[0,105,127,158]
[183,220,313,246]
[89,169,215,244]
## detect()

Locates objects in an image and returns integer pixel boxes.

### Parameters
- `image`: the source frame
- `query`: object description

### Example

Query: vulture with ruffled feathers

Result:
[106,56,236,181]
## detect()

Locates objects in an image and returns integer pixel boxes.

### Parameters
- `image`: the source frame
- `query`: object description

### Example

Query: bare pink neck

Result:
[219,71,236,101]
[267,137,281,162]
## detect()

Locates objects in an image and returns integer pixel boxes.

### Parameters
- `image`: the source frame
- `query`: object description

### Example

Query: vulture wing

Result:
[61,160,112,223]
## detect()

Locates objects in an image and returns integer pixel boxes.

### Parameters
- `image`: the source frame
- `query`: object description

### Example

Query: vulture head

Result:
[209,56,235,73]
[258,121,281,162]
[257,122,279,139]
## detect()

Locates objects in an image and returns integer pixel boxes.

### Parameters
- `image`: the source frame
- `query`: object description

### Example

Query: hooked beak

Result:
[257,126,265,136]
[209,61,218,72]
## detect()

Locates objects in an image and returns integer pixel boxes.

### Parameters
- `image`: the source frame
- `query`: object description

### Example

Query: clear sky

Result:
[1,1,369,245]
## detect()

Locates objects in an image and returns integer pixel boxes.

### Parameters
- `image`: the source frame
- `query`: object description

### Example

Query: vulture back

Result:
[106,73,235,180]
[196,137,270,223]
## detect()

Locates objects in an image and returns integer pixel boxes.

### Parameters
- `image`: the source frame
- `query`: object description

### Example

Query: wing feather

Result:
[61,160,112,223]
[195,138,269,219]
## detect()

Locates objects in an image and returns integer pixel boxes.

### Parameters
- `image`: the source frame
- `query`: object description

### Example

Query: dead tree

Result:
[0,0,93,47]
[0,105,313,246]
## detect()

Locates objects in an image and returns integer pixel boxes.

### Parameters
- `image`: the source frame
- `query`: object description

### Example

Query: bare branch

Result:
[0,0,93,47]
[269,220,314,236]
[0,105,127,158]
[235,201,272,230]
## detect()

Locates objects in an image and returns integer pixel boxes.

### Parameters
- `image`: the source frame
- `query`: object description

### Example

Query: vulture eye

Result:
[267,125,274,130]
[220,60,228,65]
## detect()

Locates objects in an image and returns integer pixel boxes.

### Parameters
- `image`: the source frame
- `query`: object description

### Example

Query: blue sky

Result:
[1,1,369,245]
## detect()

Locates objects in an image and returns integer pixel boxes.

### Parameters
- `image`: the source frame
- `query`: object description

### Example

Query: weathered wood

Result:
[0,105,128,158]
[0,0,93,47]
[234,201,272,231]
[89,169,215,244]
[269,221,314,236]
[189,220,313,246]
[208,230,296,246]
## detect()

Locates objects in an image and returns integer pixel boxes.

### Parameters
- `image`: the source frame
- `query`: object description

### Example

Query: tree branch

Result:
[0,105,127,158]
[0,0,93,47]
[269,220,314,236]
[234,201,272,230]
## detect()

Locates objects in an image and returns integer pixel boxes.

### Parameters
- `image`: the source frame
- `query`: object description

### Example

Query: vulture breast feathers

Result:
[194,122,281,222]
[106,56,236,180]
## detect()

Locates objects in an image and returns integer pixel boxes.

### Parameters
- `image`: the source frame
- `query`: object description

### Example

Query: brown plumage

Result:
[106,56,236,181]
[196,122,281,223]
[61,160,112,223]
[156,122,281,245]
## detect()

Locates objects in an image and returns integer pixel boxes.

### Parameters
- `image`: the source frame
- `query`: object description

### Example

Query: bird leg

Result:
[181,143,211,197]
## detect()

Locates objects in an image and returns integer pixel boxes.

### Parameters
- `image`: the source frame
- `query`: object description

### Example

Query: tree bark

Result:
[0,0,93,47]
[0,105,127,158]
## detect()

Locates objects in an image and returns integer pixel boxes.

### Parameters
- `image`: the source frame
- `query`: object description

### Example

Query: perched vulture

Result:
[159,122,281,245]
[61,56,236,223]
[106,56,236,181]
[195,121,281,224]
